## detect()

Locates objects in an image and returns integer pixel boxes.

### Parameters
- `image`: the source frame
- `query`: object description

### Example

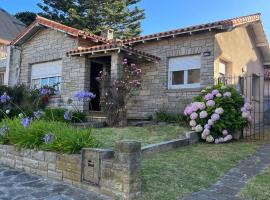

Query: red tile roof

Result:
[124,13,261,45]
[11,15,108,45]
[67,42,160,61]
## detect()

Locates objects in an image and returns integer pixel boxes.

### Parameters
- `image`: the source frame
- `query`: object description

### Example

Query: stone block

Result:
[48,163,56,171]
[23,158,39,168]
[186,131,200,144]
[48,170,63,181]
[115,141,141,154]
[45,152,57,163]
[38,161,48,171]
[31,150,45,161]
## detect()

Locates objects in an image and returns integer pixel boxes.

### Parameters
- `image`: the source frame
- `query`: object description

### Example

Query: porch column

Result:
[111,52,124,80]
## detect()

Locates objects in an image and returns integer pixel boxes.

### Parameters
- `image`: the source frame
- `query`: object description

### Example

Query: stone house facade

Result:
[6,13,270,119]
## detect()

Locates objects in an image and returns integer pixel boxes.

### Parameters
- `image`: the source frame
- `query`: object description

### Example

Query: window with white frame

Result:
[219,61,227,77]
[31,60,62,92]
[168,55,201,89]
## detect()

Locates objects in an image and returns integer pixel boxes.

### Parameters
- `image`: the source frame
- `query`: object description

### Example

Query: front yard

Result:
[241,166,270,200]
[139,142,259,200]
[92,124,188,148]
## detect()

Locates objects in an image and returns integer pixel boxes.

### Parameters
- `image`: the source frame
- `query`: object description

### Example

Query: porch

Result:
[67,43,160,121]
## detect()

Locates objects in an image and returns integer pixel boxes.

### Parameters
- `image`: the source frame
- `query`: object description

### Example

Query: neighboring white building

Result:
[0,8,25,85]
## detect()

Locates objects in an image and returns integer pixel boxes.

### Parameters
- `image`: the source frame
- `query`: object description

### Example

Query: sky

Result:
[1,0,269,40]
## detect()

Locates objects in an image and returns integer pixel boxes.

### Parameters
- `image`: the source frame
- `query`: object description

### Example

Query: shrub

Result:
[0,118,99,154]
[184,84,251,144]
[155,109,188,125]
[97,58,142,126]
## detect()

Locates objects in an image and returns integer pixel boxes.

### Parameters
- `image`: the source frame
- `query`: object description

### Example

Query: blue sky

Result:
[1,0,270,39]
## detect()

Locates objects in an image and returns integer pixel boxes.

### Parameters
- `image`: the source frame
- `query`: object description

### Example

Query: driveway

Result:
[0,166,112,200]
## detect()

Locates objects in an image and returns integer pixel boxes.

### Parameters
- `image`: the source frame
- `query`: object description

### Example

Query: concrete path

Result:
[181,143,270,200]
[0,166,112,200]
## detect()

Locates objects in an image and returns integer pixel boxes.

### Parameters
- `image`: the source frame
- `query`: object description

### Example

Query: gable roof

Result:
[124,13,261,45]
[67,42,160,62]
[0,8,25,42]
[11,15,108,45]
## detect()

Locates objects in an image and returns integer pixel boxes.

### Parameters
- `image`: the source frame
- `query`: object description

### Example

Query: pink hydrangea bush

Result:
[184,85,251,144]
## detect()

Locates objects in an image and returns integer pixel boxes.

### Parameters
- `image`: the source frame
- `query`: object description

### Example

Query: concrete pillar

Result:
[111,52,124,80]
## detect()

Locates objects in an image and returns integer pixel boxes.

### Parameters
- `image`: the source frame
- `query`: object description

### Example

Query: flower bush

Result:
[0,118,99,153]
[184,85,251,144]
[96,58,142,126]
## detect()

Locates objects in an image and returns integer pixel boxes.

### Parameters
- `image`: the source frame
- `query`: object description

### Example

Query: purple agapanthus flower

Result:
[0,93,11,103]
[34,110,45,120]
[43,133,55,144]
[21,117,31,128]
[64,111,72,121]
[74,91,96,102]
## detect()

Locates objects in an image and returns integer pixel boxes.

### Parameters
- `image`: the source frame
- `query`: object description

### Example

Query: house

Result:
[6,13,270,120]
[0,8,25,85]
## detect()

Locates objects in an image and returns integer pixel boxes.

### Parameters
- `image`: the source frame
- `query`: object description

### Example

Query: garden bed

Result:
[139,141,259,200]
[92,124,188,148]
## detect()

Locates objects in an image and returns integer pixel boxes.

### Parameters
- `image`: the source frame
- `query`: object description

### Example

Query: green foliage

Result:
[44,108,86,123]
[14,11,37,26]
[155,109,188,125]
[194,84,248,139]
[37,0,145,39]
[0,118,99,154]
[0,85,45,120]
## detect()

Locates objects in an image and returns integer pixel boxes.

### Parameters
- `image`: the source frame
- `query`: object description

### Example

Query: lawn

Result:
[240,167,270,200]
[92,124,188,148]
[139,141,259,200]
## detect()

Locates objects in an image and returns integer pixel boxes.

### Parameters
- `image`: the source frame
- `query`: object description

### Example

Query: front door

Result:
[90,62,103,111]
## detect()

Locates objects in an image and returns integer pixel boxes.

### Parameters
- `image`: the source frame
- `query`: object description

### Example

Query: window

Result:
[219,61,227,77]
[31,60,62,92]
[168,55,201,89]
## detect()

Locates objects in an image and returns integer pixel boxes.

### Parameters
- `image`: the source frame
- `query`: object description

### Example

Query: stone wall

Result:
[126,32,215,118]
[0,140,142,200]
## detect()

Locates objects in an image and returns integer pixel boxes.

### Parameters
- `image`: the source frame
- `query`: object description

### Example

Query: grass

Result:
[138,141,259,200]
[92,124,188,148]
[240,167,270,200]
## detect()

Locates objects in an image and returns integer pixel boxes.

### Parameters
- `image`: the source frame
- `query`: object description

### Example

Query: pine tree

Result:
[37,0,145,39]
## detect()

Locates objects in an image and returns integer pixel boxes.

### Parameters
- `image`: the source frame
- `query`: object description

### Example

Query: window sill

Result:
[166,87,203,93]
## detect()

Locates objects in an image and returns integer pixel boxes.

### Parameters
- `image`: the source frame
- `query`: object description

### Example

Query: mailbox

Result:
[81,148,113,185]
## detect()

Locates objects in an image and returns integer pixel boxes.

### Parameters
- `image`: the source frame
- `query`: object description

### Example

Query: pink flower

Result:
[199,111,208,119]
[190,112,198,120]
[195,125,203,133]
[223,92,232,97]
[222,130,228,136]
[215,107,224,115]
[184,106,193,116]
[204,124,211,129]
[244,102,252,111]
[211,113,220,121]
[208,119,214,126]
[212,89,219,96]
[206,100,215,107]
[216,93,222,98]
[203,129,210,136]
[206,135,214,143]
[205,93,214,101]
[224,134,233,142]
[189,120,197,127]
[215,139,219,144]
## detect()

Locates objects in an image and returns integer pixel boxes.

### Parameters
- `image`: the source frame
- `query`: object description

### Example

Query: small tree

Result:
[97,59,142,126]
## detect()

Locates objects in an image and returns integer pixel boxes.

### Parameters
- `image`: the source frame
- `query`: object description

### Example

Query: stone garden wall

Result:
[0,140,142,200]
